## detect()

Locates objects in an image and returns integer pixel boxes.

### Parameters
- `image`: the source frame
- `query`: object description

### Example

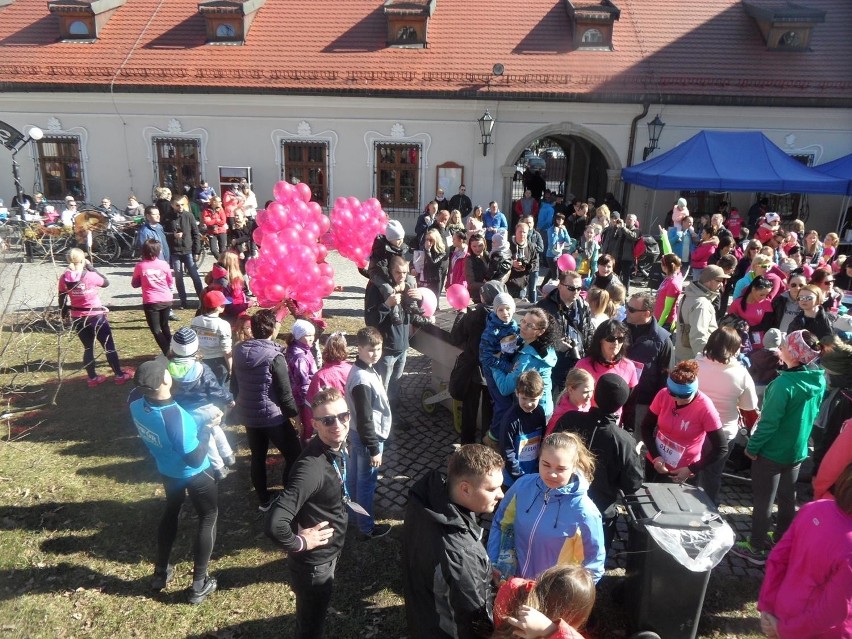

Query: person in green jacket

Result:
[732,329,826,566]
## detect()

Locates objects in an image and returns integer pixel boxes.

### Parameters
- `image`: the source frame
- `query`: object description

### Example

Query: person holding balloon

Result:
[464,233,490,303]
[421,228,450,309]
[545,213,571,282]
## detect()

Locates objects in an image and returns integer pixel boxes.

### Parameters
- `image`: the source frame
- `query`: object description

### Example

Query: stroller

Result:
[631,235,660,286]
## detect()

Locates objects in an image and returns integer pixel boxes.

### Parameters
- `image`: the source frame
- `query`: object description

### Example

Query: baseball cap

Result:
[699,265,731,283]
[203,290,229,309]
[134,357,169,392]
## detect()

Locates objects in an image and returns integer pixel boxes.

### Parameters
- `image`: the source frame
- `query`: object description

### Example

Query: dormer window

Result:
[564,0,620,51]
[383,0,435,49]
[742,0,826,52]
[197,0,266,45]
[47,0,127,42]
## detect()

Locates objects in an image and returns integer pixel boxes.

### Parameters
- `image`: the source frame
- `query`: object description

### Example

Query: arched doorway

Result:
[502,123,621,223]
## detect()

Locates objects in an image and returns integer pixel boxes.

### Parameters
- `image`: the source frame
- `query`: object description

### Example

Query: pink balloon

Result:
[346,196,361,210]
[273,181,293,203]
[446,284,471,311]
[256,209,268,227]
[252,226,265,245]
[296,182,313,203]
[418,287,438,318]
[557,253,577,272]
[316,242,329,263]
[308,201,323,218]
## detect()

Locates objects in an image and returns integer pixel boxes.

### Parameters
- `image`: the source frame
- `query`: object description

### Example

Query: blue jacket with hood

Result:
[487,472,605,583]
[480,311,520,374]
[492,344,558,418]
[168,356,233,415]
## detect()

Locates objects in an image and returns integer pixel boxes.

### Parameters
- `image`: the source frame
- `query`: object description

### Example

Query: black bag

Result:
[448,354,471,400]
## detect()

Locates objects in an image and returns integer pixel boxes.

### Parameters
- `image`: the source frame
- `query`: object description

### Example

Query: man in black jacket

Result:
[553,374,644,552]
[449,280,506,444]
[163,196,204,309]
[402,444,504,639]
[448,184,473,217]
[266,387,351,639]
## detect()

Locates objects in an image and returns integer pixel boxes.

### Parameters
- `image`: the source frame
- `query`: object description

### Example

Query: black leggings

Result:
[159,471,218,581]
[245,423,302,504]
[143,303,172,355]
[73,315,122,378]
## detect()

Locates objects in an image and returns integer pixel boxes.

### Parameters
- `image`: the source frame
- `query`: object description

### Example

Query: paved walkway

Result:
[2,250,769,580]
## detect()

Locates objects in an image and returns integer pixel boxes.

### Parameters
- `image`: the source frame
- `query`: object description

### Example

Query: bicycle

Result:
[21,222,75,261]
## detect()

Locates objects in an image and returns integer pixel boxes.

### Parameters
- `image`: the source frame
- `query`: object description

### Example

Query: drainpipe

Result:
[622,102,649,214]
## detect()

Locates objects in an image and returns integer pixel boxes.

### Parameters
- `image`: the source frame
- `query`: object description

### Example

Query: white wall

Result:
[0,93,848,233]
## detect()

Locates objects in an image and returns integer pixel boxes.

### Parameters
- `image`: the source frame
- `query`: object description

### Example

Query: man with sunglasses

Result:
[537,270,591,390]
[675,265,729,362]
[625,292,673,438]
[448,184,472,217]
[266,387,351,639]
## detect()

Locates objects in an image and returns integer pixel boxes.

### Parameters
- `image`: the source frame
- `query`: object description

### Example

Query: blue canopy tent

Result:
[814,152,852,196]
[622,130,850,194]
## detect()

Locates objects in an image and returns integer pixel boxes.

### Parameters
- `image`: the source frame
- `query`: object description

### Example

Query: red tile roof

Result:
[0,0,850,104]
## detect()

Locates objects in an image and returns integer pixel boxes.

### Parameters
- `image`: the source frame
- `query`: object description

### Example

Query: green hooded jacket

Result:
[746,366,826,465]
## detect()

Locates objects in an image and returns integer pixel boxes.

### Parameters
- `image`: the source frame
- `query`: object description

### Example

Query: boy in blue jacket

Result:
[498,370,546,487]
[480,293,520,434]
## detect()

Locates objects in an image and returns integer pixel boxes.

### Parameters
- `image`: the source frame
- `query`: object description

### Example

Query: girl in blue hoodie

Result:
[488,432,606,584]
[481,293,521,431]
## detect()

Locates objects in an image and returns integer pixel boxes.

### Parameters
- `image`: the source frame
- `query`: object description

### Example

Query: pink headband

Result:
[786,330,820,365]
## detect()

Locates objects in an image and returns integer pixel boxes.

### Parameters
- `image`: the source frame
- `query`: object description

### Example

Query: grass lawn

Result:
[0,309,764,638]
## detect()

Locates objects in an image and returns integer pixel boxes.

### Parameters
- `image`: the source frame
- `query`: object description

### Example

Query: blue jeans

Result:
[170,253,204,307]
[375,349,407,414]
[346,430,384,534]
[484,367,513,438]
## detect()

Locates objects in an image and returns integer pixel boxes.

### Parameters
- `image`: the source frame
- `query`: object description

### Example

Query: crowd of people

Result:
[48,179,852,638]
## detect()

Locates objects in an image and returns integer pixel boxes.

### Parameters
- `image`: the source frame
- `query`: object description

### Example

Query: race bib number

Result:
[655,431,686,468]
[517,435,541,463]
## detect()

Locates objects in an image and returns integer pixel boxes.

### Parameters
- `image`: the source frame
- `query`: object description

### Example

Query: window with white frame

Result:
[375,143,421,213]
[154,137,200,194]
[282,141,329,206]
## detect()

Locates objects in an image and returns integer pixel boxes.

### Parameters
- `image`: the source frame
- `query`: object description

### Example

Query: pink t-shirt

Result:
[728,296,773,348]
[132,259,174,304]
[690,243,717,269]
[654,273,683,326]
[575,357,640,420]
[648,390,722,470]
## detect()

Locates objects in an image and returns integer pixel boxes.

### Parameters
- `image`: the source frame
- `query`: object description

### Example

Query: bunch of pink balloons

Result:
[329,197,389,268]
[245,181,333,315]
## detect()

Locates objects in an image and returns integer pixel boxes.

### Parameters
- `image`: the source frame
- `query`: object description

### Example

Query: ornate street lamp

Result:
[478,110,495,157]
[643,114,665,160]
[0,120,44,219]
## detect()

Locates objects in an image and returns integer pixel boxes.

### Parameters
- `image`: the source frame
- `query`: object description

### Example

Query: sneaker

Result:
[188,576,217,605]
[361,523,391,540]
[223,455,236,467]
[87,375,108,388]
[151,565,174,591]
[731,540,767,566]
[114,371,133,385]
[168,311,179,321]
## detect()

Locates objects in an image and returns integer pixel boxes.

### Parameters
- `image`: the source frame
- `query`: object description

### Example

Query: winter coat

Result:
[600,224,638,263]
[450,304,489,389]
[668,226,695,263]
[487,473,605,582]
[758,499,852,639]
[402,470,495,639]
[675,281,719,362]
[788,308,835,341]
[465,253,489,303]
[163,209,201,256]
[168,357,233,414]
[286,341,317,425]
[536,287,592,387]
[345,359,392,456]
[135,221,170,261]
[493,343,558,418]
[553,409,644,519]
[480,311,520,374]
[747,366,826,465]
[231,338,298,427]
[201,206,228,235]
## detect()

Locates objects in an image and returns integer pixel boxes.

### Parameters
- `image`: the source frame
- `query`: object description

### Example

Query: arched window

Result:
[69,20,90,36]
[582,29,603,43]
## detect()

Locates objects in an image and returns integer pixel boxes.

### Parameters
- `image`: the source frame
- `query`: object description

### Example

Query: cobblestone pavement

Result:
[375,347,772,581]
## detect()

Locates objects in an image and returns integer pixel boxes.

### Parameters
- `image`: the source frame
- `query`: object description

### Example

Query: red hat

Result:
[203,290,229,309]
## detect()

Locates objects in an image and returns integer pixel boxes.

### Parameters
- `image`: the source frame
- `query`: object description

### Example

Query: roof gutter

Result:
[622,102,649,214]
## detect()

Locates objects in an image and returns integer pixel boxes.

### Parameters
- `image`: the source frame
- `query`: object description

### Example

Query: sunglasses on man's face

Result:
[312,411,351,427]
[560,283,580,292]
[604,335,625,344]
[626,305,646,314]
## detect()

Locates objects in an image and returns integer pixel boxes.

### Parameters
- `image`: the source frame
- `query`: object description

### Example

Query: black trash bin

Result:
[623,483,723,639]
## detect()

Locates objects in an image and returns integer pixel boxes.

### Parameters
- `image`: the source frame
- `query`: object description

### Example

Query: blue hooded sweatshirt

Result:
[488,473,605,583]
[492,344,558,418]
[480,310,520,374]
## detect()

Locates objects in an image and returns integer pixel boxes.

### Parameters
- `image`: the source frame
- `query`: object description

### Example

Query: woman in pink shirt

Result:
[727,276,774,349]
[641,360,728,484]
[132,238,174,355]
[575,320,640,408]
[654,253,683,332]
[758,465,852,639]
[58,248,132,387]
